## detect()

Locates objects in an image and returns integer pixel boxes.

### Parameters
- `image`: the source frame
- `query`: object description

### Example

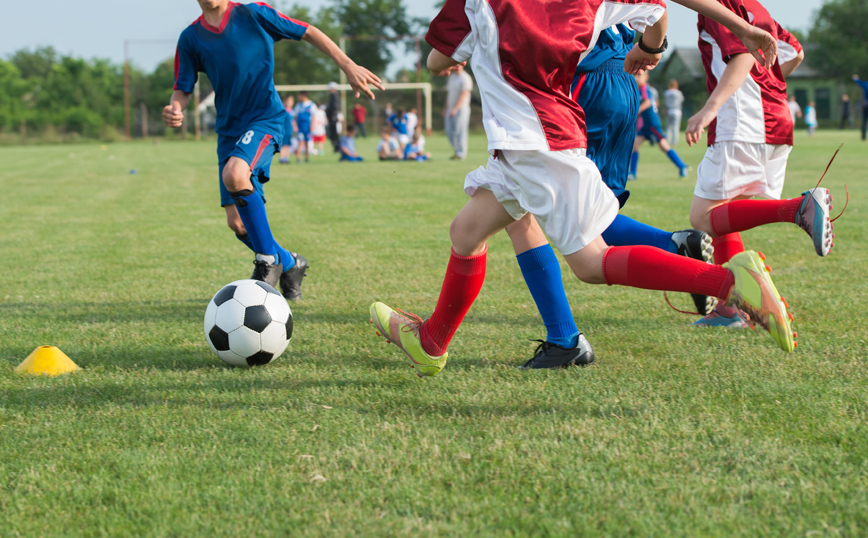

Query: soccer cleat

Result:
[280,253,309,301]
[368,302,448,377]
[250,254,283,289]
[518,335,595,370]
[671,229,717,315]
[679,166,690,178]
[692,309,750,329]
[722,251,795,352]
[795,188,833,256]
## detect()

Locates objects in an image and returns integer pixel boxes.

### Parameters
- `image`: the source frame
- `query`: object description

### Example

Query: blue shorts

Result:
[637,111,666,145]
[576,59,639,203]
[217,120,282,206]
[296,124,311,142]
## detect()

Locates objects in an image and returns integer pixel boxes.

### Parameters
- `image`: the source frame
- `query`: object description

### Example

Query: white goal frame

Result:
[274,82,433,134]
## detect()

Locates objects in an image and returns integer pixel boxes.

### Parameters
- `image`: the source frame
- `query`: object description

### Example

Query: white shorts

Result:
[464,148,618,255]
[397,134,410,145]
[694,141,791,200]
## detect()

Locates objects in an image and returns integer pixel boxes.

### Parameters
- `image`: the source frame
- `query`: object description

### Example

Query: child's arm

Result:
[162,90,191,128]
[624,11,668,75]
[671,0,777,68]
[685,53,755,146]
[780,48,804,79]
[302,26,385,99]
[428,49,465,77]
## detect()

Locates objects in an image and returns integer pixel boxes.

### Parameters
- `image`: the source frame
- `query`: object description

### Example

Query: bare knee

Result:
[689,204,714,235]
[222,158,253,193]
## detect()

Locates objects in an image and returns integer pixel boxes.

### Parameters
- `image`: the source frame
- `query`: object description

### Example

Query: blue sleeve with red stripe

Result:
[248,2,308,41]
[173,31,200,92]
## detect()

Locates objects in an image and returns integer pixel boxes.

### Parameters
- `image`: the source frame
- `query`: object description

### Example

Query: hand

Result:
[162,102,184,128]
[431,62,467,77]
[343,63,385,100]
[449,108,458,117]
[854,74,861,81]
[624,44,661,75]
[736,25,777,69]
[685,104,717,146]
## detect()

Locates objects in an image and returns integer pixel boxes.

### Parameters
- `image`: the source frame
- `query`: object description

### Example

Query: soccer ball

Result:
[204,279,293,367]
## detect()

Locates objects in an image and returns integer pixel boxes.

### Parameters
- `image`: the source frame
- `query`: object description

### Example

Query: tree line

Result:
[1,0,864,141]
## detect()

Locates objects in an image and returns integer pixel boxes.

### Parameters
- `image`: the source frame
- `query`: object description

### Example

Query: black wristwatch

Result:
[638,35,668,54]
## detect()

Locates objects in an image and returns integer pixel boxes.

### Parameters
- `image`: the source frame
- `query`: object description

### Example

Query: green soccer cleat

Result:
[723,251,796,352]
[368,302,448,377]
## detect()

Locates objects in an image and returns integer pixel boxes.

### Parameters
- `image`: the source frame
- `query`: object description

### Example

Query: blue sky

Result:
[1,0,825,75]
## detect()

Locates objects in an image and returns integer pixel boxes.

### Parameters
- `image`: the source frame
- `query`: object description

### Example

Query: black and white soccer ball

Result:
[204,279,293,367]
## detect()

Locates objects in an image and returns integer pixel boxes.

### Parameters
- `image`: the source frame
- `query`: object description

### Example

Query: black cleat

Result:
[518,335,595,370]
[250,254,283,289]
[280,253,309,301]
[671,229,717,315]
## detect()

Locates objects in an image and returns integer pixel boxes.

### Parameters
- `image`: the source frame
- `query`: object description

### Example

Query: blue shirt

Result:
[293,101,315,131]
[855,79,868,106]
[577,24,634,74]
[388,113,408,135]
[174,2,308,137]
[283,107,294,137]
[339,135,356,154]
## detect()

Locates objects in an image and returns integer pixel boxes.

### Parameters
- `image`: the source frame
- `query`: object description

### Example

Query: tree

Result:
[273,3,342,85]
[807,0,868,79]
[327,0,412,76]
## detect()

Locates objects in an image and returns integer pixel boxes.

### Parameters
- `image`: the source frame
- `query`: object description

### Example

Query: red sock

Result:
[712,233,746,265]
[603,245,734,300]
[420,246,487,356]
[709,198,803,236]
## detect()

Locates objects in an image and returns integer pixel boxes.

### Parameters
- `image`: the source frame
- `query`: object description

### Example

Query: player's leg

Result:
[690,142,833,257]
[656,134,690,177]
[224,203,255,251]
[370,187,513,376]
[562,237,795,352]
[505,214,594,368]
[628,135,644,180]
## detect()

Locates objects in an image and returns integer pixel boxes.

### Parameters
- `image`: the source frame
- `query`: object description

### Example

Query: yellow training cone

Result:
[15,346,81,376]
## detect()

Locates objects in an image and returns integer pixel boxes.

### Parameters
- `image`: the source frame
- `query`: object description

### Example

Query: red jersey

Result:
[426,0,665,153]
[352,104,367,123]
[697,0,800,146]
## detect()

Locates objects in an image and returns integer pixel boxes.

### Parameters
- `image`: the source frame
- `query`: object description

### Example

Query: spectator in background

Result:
[403,131,432,161]
[326,81,340,152]
[804,100,817,136]
[840,94,853,130]
[382,102,393,130]
[279,94,296,164]
[853,74,868,141]
[445,63,472,159]
[787,94,802,125]
[405,106,419,137]
[388,108,410,153]
[339,125,363,161]
[663,79,684,145]
[352,102,367,137]
[376,127,401,160]
[311,103,327,155]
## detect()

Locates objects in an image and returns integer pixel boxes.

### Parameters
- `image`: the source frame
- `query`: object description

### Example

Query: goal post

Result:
[274,82,433,135]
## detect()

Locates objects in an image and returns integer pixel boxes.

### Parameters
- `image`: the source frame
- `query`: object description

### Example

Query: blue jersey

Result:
[576,24,634,75]
[283,107,294,137]
[388,113,408,135]
[174,2,308,137]
[293,101,315,132]
[638,83,662,124]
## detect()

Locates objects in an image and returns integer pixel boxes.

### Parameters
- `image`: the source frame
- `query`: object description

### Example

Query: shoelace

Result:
[811,144,849,223]
[396,308,424,335]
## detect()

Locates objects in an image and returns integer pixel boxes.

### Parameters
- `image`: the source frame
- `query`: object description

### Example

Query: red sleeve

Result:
[698,0,751,61]
[425,0,471,58]
[776,22,802,53]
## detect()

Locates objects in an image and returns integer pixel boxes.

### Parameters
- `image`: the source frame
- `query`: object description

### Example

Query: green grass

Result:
[1,131,866,537]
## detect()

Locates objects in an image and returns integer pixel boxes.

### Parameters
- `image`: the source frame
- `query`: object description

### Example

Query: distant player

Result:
[376,127,401,160]
[686,0,834,328]
[311,103,328,155]
[369,0,797,379]
[339,125,364,161]
[165,0,382,299]
[629,70,690,180]
[279,94,296,164]
[388,108,410,151]
[293,91,316,163]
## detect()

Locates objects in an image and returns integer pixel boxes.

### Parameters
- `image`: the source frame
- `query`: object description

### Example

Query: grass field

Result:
[1,130,866,537]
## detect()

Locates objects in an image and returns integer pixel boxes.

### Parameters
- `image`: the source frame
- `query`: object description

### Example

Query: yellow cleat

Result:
[723,251,796,352]
[369,302,448,377]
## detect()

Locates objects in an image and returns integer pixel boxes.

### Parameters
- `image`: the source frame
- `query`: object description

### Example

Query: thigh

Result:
[450,188,515,256]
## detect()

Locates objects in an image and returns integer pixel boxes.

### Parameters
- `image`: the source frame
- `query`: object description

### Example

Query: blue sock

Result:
[230,190,278,259]
[667,149,687,169]
[630,152,639,176]
[275,243,296,270]
[601,214,676,253]
[516,245,580,349]
[236,233,254,252]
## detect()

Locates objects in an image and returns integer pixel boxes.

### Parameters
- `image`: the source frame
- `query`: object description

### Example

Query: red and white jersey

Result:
[426,0,665,153]
[698,0,800,146]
